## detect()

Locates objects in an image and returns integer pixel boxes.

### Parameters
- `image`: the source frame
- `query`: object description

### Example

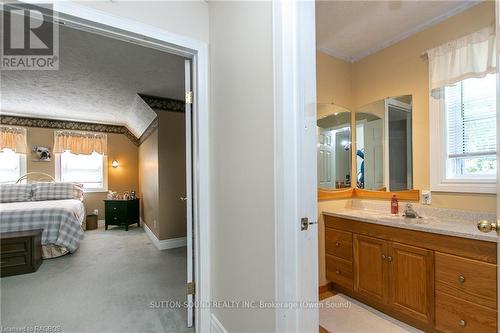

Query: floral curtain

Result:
[427,26,496,90]
[0,126,27,154]
[53,130,107,155]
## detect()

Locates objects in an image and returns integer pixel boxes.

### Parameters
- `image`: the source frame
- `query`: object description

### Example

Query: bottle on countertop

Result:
[391,194,399,215]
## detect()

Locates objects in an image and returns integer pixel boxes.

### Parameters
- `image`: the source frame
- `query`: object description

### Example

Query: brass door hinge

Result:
[185,91,193,104]
[187,282,195,295]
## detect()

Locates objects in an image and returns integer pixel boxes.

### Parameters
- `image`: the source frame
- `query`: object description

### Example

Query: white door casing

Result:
[274,1,318,332]
[185,59,194,328]
[495,1,500,329]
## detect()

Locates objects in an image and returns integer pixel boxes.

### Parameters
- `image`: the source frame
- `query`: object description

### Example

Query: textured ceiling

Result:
[1,25,186,137]
[316,1,479,62]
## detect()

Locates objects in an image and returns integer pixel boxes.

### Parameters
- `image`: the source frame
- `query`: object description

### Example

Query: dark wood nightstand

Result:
[104,198,140,231]
[1,229,43,277]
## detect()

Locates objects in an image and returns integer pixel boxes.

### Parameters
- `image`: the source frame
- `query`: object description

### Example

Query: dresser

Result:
[1,229,43,277]
[104,199,140,231]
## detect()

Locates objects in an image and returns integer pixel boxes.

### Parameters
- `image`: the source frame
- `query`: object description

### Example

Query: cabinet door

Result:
[353,234,388,303]
[388,242,434,325]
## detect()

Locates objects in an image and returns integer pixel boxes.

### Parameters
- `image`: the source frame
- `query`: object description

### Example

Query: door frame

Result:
[29,2,211,331]
[273,1,318,332]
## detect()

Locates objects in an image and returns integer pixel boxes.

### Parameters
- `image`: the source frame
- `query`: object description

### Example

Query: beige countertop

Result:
[323,208,498,243]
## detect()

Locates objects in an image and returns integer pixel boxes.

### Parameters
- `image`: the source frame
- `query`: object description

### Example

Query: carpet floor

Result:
[1,226,193,333]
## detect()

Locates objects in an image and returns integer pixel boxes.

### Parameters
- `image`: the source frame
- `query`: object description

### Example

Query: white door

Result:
[364,119,384,189]
[318,129,335,189]
[184,59,194,328]
[496,2,500,330]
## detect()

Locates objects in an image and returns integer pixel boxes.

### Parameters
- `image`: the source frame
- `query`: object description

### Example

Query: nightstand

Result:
[104,198,140,231]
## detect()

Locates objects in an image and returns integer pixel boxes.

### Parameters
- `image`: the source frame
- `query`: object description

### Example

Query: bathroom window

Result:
[430,74,497,193]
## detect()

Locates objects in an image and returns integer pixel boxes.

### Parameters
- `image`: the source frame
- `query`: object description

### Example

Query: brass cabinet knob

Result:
[458,275,466,283]
[459,319,466,327]
[387,256,393,262]
[381,254,386,260]
[335,242,340,247]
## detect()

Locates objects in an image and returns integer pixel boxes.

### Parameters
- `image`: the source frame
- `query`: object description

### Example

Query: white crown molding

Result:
[210,314,228,333]
[317,47,354,63]
[317,1,482,63]
[143,221,187,250]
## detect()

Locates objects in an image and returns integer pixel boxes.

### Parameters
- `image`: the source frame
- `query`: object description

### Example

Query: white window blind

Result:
[445,74,497,178]
[59,151,105,189]
[0,149,25,183]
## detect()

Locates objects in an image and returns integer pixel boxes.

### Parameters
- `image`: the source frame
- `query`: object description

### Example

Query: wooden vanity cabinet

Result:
[325,215,497,333]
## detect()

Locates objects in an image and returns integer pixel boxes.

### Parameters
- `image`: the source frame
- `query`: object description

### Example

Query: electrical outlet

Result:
[93,209,98,215]
[421,191,431,205]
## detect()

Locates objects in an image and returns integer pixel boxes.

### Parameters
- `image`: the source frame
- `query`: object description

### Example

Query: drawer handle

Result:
[387,256,393,262]
[459,319,466,327]
[335,269,341,275]
[114,217,117,220]
[381,254,386,260]
[113,207,117,210]
[335,242,340,247]
[458,275,466,283]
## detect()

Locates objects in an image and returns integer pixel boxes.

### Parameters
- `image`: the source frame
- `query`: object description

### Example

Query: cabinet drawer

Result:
[1,254,28,268]
[326,254,353,290]
[1,238,28,254]
[436,291,497,333]
[436,252,497,309]
[325,228,352,261]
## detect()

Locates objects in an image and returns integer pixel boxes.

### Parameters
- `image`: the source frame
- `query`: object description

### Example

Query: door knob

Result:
[180,197,188,201]
[477,220,499,233]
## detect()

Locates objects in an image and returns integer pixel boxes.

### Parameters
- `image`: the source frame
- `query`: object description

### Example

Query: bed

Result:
[0,175,85,259]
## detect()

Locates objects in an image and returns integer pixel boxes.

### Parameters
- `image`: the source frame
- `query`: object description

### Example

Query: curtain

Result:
[427,26,496,90]
[0,126,27,154]
[53,130,107,155]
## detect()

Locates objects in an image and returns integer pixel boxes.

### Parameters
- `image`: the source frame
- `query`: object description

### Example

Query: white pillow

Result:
[33,182,84,201]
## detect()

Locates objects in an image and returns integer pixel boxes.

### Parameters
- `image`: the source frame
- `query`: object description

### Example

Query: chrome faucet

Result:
[403,203,420,219]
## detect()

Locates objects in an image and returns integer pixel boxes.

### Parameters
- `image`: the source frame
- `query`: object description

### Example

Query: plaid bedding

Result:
[0,199,85,253]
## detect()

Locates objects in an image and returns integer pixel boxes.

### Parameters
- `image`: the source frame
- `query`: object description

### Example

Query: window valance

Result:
[426,26,496,90]
[0,126,27,154]
[53,130,107,155]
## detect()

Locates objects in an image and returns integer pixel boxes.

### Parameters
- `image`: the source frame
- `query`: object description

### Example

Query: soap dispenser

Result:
[391,194,399,215]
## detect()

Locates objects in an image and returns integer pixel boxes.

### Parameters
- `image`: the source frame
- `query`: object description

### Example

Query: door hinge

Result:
[187,282,195,295]
[185,91,193,104]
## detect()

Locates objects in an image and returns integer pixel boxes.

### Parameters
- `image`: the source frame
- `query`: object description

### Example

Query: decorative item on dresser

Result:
[104,198,140,231]
[1,229,43,277]
[324,215,497,333]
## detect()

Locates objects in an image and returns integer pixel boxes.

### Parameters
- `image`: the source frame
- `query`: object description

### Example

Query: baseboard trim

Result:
[210,313,228,333]
[319,282,331,294]
[143,222,187,250]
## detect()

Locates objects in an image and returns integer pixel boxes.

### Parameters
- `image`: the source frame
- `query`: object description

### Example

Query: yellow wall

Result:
[26,127,139,219]
[317,52,352,109]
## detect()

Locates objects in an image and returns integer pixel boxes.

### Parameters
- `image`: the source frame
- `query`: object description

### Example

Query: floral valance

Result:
[53,130,107,155]
[0,126,27,154]
[427,26,496,90]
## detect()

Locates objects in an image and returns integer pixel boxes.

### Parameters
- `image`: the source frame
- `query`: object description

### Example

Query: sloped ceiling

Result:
[316,0,479,62]
[0,24,186,137]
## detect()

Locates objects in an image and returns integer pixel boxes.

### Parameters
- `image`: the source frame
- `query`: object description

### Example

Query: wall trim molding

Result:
[143,221,187,250]
[210,314,228,333]
[138,94,185,113]
[0,114,140,145]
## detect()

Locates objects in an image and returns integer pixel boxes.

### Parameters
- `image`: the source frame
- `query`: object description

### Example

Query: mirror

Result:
[355,95,413,191]
[317,104,352,189]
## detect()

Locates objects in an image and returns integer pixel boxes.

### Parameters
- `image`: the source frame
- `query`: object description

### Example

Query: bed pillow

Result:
[33,182,84,201]
[0,184,33,203]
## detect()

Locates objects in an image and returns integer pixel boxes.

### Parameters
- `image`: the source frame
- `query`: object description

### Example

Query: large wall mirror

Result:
[355,95,413,191]
[317,104,352,190]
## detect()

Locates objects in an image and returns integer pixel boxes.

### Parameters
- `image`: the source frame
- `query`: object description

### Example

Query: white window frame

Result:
[430,86,497,194]
[55,152,108,193]
[0,150,27,184]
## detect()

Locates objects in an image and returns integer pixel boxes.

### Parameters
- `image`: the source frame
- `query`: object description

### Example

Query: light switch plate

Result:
[421,191,431,205]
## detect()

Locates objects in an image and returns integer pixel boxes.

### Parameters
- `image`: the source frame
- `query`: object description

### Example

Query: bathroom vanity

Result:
[324,210,497,333]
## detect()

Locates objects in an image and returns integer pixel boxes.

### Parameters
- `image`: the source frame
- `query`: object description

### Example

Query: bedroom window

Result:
[54,130,108,192]
[57,151,107,191]
[0,149,26,184]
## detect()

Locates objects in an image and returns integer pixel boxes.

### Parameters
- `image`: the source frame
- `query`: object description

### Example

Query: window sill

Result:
[83,188,108,193]
[431,179,496,194]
